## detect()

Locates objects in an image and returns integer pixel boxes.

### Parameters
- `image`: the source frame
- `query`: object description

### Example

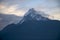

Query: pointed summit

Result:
[28,8,35,11]
[28,8,36,12]
[19,8,49,24]
[24,8,42,20]
[24,8,37,16]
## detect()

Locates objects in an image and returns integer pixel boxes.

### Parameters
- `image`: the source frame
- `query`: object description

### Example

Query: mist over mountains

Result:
[0,8,52,30]
[0,8,59,30]
[0,13,22,30]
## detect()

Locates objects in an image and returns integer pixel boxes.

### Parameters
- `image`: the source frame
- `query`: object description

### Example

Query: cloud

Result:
[35,4,60,20]
[0,0,2,2]
[46,7,60,20]
[0,4,26,16]
[0,0,28,5]
[50,14,60,20]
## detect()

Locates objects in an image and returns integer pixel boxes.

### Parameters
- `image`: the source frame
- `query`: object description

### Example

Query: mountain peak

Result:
[19,8,49,24]
[28,8,35,12]
[24,8,37,16]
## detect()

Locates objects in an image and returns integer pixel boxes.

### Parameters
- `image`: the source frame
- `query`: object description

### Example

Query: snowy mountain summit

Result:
[19,8,49,24]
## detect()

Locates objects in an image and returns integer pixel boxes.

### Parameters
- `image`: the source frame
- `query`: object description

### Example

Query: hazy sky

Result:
[0,0,60,20]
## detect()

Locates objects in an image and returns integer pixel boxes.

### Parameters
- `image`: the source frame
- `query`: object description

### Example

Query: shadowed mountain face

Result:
[0,8,60,40]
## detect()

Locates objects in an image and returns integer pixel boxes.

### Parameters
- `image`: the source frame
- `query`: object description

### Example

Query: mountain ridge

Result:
[19,8,50,24]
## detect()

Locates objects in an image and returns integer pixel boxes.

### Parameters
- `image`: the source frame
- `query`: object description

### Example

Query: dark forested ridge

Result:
[0,8,60,40]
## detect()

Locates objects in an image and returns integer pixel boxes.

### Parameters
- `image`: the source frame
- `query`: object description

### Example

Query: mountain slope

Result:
[0,13,22,31]
[0,8,60,40]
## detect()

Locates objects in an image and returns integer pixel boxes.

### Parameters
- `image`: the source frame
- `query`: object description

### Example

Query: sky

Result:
[0,0,60,20]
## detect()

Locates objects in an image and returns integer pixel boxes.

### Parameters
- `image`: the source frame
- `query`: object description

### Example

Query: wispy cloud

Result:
[0,4,26,16]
